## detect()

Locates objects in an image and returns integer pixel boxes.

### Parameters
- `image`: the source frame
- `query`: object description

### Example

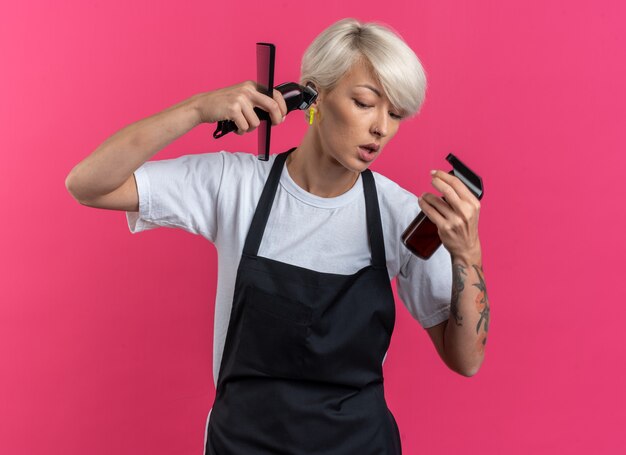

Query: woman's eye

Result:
[355,99,402,120]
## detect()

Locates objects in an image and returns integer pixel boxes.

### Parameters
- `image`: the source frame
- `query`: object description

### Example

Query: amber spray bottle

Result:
[401,153,484,259]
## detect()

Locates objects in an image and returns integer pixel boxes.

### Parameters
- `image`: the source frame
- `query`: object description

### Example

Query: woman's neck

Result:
[286,132,360,198]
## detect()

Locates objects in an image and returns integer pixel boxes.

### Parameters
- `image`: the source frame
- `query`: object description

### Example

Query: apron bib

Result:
[205,148,402,454]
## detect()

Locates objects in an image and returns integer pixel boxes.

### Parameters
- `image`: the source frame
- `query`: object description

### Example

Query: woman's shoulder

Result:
[206,151,278,203]
[195,150,276,181]
[207,150,272,167]
[370,170,421,229]
[225,150,276,168]
[370,171,419,207]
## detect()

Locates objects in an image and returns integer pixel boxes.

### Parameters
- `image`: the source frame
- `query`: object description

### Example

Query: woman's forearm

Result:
[444,248,490,376]
[65,93,203,202]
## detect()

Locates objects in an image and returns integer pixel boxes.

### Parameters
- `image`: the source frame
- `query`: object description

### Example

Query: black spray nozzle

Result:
[445,153,484,200]
[213,82,318,139]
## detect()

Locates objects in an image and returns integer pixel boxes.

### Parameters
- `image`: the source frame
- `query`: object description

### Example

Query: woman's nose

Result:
[372,112,388,137]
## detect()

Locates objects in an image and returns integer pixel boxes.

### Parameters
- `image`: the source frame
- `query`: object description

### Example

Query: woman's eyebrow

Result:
[355,84,382,98]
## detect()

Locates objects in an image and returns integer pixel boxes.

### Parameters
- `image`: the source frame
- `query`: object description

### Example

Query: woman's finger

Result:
[249,89,284,125]
[421,193,454,220]
[230,107,250,135]
[240,101,261,133]
[418,195,447,227]
[431,170,478,206]
[430,176,462,212]
[272,89,288,118]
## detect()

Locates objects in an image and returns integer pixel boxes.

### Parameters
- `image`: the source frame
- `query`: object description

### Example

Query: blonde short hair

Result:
[300,18,427,121]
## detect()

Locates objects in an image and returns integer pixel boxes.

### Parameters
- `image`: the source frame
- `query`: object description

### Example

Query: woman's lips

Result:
[358,146,377,162]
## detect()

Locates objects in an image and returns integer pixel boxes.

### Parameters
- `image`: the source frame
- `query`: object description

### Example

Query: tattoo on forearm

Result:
[472,264,490,353]
[451,264,467,326]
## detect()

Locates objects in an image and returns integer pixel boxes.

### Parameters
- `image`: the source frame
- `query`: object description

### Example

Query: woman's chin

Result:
[352,154,376,171]
[325,149,373,173]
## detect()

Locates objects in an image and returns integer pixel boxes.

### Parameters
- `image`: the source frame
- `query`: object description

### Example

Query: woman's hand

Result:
[418,170,482,263]
[192,80,288,135]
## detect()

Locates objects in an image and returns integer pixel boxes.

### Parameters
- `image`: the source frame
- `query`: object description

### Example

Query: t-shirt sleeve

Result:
[396,239,453,329]
[125,152,225,242]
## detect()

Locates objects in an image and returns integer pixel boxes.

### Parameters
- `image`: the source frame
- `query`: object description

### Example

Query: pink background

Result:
[1,0,624,453]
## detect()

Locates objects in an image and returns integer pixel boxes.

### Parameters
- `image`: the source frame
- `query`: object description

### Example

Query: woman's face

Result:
[314,59,404,172]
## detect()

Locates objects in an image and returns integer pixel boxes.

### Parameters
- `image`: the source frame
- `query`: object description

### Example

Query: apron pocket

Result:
[237,287,312,377]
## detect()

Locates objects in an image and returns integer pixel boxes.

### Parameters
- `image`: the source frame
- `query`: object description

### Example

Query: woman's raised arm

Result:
[65,81,287,210]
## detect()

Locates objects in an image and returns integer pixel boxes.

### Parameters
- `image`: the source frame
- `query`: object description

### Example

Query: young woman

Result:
[66,17,488,455]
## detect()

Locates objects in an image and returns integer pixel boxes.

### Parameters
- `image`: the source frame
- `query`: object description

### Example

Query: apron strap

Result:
[243,147,387,269]
[243,148,295,256]
[361,169,387,269]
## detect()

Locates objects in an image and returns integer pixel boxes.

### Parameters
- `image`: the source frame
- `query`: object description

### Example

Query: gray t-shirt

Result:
[126,151,452,387]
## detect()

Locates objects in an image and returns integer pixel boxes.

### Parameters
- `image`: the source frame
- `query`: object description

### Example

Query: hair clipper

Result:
[212,82,318,139]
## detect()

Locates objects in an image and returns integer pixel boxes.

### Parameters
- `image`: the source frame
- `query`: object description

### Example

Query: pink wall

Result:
[1,0,624,453]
